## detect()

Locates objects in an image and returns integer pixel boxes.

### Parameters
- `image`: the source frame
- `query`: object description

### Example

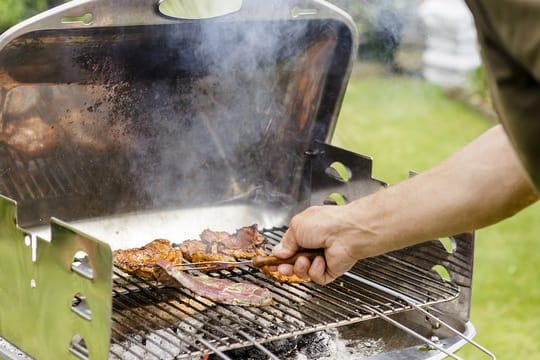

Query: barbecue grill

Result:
[0,0,494,359]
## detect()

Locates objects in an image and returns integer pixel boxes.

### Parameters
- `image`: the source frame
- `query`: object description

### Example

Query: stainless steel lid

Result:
[0,0,358,227]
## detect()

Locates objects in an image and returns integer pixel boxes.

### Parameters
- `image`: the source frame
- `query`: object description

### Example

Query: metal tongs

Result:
[180,249,325,271]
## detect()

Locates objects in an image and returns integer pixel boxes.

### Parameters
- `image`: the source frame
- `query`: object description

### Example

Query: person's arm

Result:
[272,125,539,284]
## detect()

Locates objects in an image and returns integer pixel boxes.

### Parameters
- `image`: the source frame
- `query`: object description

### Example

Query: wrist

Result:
[333,197,380,260]
[340,191,403,260]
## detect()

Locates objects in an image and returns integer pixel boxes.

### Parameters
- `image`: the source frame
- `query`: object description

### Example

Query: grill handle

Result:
[252,249,324,267]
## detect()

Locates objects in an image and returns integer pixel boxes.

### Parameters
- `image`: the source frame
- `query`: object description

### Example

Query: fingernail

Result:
[272,244,283,254]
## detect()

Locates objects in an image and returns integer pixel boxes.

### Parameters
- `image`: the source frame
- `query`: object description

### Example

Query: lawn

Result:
[331,72,540,359]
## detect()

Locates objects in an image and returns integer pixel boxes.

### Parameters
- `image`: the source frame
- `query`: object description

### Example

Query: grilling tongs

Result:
[180,249,325,271]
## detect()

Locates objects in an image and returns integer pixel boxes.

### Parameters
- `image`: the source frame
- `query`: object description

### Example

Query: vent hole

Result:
[438,237,457,253]
[431,265,452,282]
[70,334,89,359]
[325,161,352,183]
[72,293,92,321]
[71,250,94,279]
[324,192,348,206]
[61,13,93,25]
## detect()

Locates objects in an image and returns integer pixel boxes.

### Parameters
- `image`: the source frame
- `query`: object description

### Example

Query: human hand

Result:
[271,205,359,285]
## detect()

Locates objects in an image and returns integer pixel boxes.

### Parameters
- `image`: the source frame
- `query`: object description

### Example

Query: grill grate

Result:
[106,227,459,359]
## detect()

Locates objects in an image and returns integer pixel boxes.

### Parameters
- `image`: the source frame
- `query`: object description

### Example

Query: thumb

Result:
[272,228,300,258]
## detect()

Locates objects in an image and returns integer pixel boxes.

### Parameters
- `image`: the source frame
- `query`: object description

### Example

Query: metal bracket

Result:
[307,141,386,206]
[0,195,113,360]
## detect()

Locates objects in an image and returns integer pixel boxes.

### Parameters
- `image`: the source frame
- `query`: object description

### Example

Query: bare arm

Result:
[273,125,539,284]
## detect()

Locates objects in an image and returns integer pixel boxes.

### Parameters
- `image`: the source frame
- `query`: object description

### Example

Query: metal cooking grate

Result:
[107,227,459,359]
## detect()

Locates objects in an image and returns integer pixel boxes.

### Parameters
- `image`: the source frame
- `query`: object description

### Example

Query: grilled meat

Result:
[182,224,266,263]
[198,229,230,244]
[180,240,236,263]
[157,260,273,306]
[201,225,265,248]
[214,224,266,258]
[180,225,308,282]
[113,239,183,280]
[259,266,310,283]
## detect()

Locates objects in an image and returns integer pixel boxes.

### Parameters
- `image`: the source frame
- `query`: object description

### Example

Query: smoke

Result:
[0,1,349,221]
[104,3,338,212]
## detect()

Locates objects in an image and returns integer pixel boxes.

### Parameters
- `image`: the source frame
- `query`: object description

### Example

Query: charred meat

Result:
[180,240,236,263]
[259,266,310,283]
[181,224,266,263]
[113,239,183,280]
[157,260,273,306]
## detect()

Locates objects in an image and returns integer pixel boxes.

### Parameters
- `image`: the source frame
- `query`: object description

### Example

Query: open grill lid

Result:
[0,0,358,228]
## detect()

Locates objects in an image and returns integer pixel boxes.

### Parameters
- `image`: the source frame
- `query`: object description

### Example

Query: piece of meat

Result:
[198,229,231,244]
[221,245,265,259]
[259,266,311,283]
[183,225,266,262]
[157,260,273,306]
[113,239,183,280]
[232,224,266,246]
[220,225,266,258]
[201,225,265,249]
[0,116,63,157]
[180,240,236,263]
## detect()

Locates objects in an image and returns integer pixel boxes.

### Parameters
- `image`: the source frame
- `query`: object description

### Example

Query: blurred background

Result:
[1,0,539,358]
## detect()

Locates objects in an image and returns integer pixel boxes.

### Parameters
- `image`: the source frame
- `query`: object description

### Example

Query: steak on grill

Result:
[181,224,266,263]
[113,239,183,280]
[156,260,273,306]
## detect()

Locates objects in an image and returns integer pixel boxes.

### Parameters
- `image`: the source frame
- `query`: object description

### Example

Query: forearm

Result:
[345,125,539,259]
[273,125,538,284]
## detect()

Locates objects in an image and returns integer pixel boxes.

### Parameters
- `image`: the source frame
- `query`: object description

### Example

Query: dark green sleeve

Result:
[465,0,540,192]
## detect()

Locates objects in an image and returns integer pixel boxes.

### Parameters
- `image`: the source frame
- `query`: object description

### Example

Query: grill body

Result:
[0,1,476,359]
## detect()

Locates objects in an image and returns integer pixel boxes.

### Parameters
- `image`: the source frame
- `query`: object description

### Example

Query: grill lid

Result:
[0,0,358,227]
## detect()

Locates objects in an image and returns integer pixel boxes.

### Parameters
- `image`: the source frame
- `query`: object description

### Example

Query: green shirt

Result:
[465,0,540,192]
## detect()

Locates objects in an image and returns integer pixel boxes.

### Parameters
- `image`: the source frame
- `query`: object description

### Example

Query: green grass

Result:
[331,73,540,359]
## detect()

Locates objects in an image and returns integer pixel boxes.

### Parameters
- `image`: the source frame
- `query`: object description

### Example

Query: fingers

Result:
[293,255,311,279]
[272,225,300,259]
[277,256,334,285]
[276,255,311,279]
[307,256,325,283]
[271,206,345,285]
[276,263,294,276]
[308,256,335,285]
